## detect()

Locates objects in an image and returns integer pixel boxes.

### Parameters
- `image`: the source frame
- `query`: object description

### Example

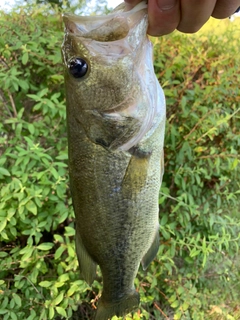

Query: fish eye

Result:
[68,57,88,79]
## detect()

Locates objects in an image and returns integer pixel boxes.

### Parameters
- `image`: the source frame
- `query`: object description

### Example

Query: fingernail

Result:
[157,0,177,11]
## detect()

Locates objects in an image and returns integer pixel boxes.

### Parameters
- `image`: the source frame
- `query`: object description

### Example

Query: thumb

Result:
[147,0,180,36]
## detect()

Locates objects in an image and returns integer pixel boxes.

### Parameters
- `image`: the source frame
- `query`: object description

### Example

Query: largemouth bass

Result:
[62,1,166,319]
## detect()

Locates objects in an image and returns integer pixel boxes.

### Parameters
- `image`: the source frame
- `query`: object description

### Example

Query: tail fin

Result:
[95,290,140,320]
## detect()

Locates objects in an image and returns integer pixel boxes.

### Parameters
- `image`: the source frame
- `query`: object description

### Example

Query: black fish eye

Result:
[68,57,88,79]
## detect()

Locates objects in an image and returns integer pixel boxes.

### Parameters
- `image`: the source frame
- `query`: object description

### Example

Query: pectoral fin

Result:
[75,230,97,285]
[141,228,159,270]
[122,153,150,197]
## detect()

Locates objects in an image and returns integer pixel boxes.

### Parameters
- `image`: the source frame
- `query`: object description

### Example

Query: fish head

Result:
[62,2,149,113]
[62,2,165,151]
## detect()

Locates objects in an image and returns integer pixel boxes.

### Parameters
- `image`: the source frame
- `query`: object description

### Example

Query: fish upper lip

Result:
[62,2,148,38]
[62,1,148,23]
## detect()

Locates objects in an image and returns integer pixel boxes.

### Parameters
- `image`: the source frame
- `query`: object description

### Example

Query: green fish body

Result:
[62,2,166,319]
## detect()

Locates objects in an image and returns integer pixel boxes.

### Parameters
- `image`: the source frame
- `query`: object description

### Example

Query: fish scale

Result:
[62,1,166,319]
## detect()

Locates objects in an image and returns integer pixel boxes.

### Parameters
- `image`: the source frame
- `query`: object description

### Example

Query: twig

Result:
[0,57,10,69]
[153,302,170,319]
[159,191,178,202]
[196,107,240,143]
[24,275,45,300]
[184,109,219,141]
[7,90,17,117]
[0,89,12,117]
[199,154,239,159]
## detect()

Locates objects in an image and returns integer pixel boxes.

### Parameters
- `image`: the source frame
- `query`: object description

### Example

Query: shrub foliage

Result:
[0,4,239,320]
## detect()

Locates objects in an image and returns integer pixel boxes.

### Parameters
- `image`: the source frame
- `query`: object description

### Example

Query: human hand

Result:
[124,0,240,36]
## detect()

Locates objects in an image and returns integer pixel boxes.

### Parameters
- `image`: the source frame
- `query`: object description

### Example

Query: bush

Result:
[0,4,239,320]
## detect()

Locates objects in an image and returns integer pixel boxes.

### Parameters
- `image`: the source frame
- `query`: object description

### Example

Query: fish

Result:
[62,1,166,319]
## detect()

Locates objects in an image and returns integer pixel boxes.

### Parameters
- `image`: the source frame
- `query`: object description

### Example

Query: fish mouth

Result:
[63,1,148,42]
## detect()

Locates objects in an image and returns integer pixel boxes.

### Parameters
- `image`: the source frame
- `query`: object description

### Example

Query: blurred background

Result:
[1,0,240,16]
[0,0,123,13]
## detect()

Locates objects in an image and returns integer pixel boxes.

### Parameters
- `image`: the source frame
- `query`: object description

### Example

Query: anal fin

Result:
[141,228,159,270]
[75,231,97,285]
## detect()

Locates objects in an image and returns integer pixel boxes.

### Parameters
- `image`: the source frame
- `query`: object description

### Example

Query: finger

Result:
[177,0,217,33]
[147,0,181,36]
[212,0,240,18]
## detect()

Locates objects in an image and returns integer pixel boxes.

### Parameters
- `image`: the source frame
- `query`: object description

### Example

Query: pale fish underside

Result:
[62,1,166,319]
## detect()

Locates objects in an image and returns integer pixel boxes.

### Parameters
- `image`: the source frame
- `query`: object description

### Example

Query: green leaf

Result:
[49,306,55,320]
[168,294,176,303]
[0,297,8,310]
[39,281,52,288]
[12,293,21,307]
[52,292,64,306]
[158,196,165,204]
[58,274,69,283]
[37,243,54,251]
[28,123,35,135]
[56,154,68,160]
[161,228,170,240]
[0,219,7,233]
[7,208,15,219]
[21,247,34,262]
[231,158,238,170]
[0,167,10,176]
[18,79,29,91]
[171,300,179,308]
[26,200,37,215]
[190,249,201,258]
[39,309,47,320]
[10,311,18,320]
[64,226,75,237]
[50,167,59,179]
[174,311,182,320]
[16,123,22,136]
[27,94,41,101]
[55,246,65,260]
[182,302,189,311]
[177,286,185,295]
[160,214,168,226]
[26,310,37,320]
[22,52,29,65]
[0,310,8,315]
[67,285,78,297]
[0,230,9,240]
[54,234,64,243]
[58,210,68,224]
[67,245,75,258]
[56,307,67,318]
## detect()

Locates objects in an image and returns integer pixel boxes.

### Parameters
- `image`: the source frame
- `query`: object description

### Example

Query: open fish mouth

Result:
[63,1,148,42]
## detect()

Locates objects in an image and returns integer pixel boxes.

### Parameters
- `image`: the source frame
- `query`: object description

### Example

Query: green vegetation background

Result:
[0,2,239,320]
